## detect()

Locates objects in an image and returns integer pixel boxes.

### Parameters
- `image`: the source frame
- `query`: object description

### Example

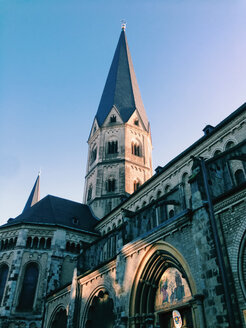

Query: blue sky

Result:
[1,0,246,224]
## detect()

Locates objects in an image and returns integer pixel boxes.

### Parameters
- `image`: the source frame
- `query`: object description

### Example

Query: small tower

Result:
[84,27,153,218]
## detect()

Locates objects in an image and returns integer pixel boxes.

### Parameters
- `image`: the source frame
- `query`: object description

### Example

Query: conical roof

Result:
[95,29,149,131]
[23,173,40,212]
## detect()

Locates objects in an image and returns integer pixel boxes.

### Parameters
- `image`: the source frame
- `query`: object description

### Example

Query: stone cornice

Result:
[214,189,246,214]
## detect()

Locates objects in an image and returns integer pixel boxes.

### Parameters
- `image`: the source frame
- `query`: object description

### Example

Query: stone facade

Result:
[0,225,97,328]
[0,28,246,328]
[43,119,246,327]
[84,108,152,219]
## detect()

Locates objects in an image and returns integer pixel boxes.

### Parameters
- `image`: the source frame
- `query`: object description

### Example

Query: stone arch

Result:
[238,230,246,300]
[224,139,236,151]
[235,169,246,185]
[129,242,197,327]
[83,286,115,328]
[213,149,222,157]
[48,305,68,328]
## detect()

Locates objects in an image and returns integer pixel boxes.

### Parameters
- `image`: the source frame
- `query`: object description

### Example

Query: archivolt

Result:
[129,241,197,318]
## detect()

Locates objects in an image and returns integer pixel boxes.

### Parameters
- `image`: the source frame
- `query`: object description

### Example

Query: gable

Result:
[102,106,123,127]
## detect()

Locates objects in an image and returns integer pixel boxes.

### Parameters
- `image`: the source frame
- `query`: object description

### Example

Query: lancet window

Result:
[17,262,39,311]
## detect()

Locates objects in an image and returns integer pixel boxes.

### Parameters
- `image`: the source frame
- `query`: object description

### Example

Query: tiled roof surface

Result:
[95,30,149,131]
[5,195,98,233]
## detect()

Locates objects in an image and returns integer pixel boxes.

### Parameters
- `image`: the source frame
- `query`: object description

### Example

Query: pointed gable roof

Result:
[95,29,149,131]
[23,173,40,213]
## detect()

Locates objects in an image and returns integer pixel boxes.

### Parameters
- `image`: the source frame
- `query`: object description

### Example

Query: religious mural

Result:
[155,267,192,311]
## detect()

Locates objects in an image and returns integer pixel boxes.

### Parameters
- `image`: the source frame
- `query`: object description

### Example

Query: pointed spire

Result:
[23,173,40,212]
[95,29,149,131]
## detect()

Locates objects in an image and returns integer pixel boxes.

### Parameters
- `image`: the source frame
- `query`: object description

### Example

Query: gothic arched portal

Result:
[85,289,114,328]
[129,242,201,328]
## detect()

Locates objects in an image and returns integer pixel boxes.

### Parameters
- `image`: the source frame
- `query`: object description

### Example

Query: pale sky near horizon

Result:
[1,0,246,225]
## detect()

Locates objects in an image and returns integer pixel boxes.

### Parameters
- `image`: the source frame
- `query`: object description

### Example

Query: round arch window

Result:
[85,289,114,328]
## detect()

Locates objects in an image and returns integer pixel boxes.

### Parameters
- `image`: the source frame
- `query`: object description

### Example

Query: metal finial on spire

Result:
[121,20,126,31]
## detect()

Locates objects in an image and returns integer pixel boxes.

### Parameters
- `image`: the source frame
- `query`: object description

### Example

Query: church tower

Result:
[84,26,153,218]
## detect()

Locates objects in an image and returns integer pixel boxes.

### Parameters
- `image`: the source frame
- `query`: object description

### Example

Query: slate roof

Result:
[4,195,98,233]
[95,29,149,131]
[23,173,40,212]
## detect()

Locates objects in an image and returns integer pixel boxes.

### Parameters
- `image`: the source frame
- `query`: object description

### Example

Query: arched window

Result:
[108,140,118,154]
[85,290,114,328]
[131,142,141,156]
[87,184,93,201]
[134,180,141,192]
[213,149,222,157]
[51,308,68,328]
[17,263,39,311]
[70,243,75,253]
[9,238,14,249]
[39,238,45,249]
[32,237,38,249]
[4,240,8,250]
[46,238,51,249]
[225,141,235,150]
[90,146,97,164]
[26,237,32,248]
[0,264,9,304]
[66,242,70,252]
[106,178,116,192]
[235,169,245,185]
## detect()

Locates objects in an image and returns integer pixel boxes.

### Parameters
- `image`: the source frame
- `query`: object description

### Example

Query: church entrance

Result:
[129,245,199,328]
